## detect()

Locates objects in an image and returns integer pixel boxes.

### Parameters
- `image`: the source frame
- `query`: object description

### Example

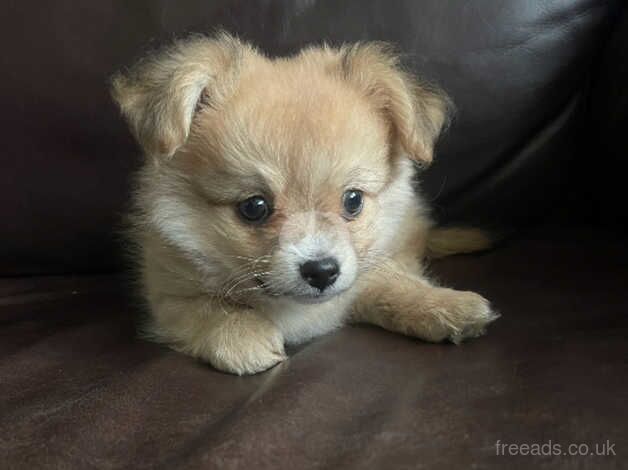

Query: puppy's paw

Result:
[193,313,287,375]
[415,288,499,344]
[437,290,499,344]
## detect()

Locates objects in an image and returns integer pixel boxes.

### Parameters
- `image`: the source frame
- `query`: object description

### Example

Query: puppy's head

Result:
[112,34,449,304]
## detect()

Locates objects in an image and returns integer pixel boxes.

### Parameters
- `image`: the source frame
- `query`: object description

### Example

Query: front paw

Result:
[418,289,499,344]
[436,290,499,344]
[192,314,287,375]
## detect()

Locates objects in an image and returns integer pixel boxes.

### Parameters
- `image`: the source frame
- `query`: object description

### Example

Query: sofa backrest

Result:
[1,0,623,275]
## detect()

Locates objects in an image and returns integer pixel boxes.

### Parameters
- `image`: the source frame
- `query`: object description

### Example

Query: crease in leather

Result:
[439,92,581,220]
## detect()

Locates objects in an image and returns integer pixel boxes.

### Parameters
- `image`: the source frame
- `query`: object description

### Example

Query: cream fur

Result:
[112,34,497,375]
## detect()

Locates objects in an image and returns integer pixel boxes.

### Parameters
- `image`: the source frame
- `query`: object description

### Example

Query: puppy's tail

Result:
[426,227,495,259]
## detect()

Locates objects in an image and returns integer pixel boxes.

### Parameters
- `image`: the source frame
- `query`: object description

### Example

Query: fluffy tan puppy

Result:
[112,33,498,375]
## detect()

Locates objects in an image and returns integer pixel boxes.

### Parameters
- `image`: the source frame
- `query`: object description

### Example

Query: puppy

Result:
[112,33,498,375]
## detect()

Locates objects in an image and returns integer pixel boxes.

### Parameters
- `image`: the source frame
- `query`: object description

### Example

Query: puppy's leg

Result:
[351,262,498,343]
[146,297,286,375]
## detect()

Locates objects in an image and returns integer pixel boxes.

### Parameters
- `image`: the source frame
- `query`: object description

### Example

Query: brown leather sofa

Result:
[2,2,627,468]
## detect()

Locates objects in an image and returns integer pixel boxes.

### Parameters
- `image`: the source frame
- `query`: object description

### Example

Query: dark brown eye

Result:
[238,196,271,223]
[342,189,363,218]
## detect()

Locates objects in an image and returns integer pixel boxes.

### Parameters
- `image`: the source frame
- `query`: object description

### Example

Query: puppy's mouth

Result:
[290,291,342,304]
[254,276,345,304]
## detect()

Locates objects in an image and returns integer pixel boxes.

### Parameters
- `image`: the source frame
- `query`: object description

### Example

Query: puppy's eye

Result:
[238,196,271,223]
[342,189,363,219]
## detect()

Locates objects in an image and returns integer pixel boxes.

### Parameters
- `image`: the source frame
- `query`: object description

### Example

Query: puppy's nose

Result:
[300,257,340,291]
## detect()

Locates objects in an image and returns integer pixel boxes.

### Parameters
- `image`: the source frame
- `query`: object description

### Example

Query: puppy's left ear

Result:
[111,33,249,158]
[339,43,451,166]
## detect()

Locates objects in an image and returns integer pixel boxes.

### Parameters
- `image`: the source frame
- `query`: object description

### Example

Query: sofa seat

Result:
[2,229,626,469]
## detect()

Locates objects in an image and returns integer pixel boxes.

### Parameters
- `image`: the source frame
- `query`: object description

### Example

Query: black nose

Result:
[299,257,340,291]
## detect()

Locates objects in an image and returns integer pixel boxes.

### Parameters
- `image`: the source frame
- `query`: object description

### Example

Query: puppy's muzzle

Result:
[299,257,340,292]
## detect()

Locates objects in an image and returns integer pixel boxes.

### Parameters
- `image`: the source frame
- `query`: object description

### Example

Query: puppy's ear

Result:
[111,33,248,158]
[339,43,451,165]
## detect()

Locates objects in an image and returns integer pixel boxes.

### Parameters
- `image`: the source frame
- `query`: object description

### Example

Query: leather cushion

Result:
[1,231,626,468]
[0,0,622,274]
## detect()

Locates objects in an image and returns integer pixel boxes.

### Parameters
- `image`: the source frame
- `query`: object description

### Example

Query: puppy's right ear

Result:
[338,43,452,166]
[111,33,248,158]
